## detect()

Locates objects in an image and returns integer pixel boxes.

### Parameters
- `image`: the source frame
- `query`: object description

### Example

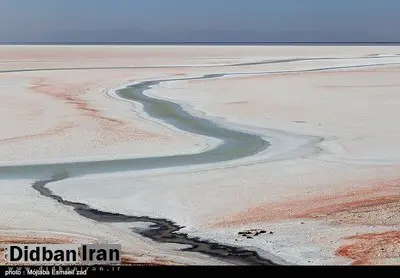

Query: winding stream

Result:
[1,72,274,265]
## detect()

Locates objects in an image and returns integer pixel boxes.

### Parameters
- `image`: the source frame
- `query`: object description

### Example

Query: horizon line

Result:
[1,41,400,46]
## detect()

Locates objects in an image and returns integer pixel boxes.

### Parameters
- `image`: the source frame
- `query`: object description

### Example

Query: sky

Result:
[0,0,399,43]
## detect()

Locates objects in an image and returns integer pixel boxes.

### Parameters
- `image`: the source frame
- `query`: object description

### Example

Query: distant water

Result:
[2,42,400,46]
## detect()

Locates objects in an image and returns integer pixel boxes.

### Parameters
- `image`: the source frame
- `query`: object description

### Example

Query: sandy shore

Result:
[0,45,399,265]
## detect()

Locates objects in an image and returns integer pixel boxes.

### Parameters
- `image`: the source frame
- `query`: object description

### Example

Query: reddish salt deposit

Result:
[336,231,400,265]
[216,180,399,226]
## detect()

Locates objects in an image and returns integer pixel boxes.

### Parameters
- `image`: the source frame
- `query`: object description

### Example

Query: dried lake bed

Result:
[0,45,399,265]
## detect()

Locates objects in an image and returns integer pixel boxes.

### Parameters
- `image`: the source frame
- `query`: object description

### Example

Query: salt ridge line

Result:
[1,54,399,74]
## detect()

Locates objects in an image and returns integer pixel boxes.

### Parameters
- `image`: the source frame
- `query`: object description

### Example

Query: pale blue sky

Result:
[0,0,399,43]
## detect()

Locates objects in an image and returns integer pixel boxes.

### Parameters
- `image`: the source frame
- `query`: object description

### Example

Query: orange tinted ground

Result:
[18,74,160,145]
[0,235,173,265]
[216,180,399,226]
[336,231,400,265]
[31,78,124,126]
[215,179,399,265]
[0,123,74,143]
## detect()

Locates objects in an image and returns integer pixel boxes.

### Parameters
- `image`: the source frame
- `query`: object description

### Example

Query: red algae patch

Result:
[336,231,400,265]
[325,199,400,226]
[30,78,125,127]
[0,123,74,143]
[28,77,160,144]
[215,180,400,227]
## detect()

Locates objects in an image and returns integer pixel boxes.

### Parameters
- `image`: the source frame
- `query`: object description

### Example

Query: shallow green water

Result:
[0,74,268,179]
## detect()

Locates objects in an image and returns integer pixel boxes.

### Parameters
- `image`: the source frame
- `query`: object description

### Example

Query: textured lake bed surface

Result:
[0,45,399,265]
